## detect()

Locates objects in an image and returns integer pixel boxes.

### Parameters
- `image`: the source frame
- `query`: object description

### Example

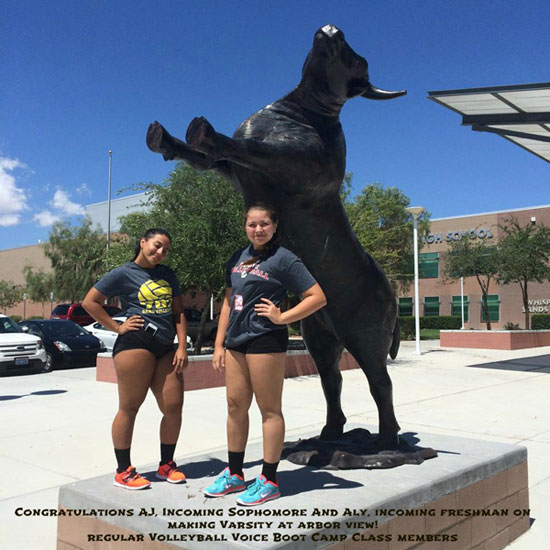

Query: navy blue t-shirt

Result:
[94,262,182,341]
[224,245,317,347]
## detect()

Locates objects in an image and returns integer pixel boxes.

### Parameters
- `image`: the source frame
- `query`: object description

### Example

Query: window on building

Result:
[419,252,439,278]
[451,295,469,322]
[424,296,440,316]
[481,295,500,322]
[398,297,413,316]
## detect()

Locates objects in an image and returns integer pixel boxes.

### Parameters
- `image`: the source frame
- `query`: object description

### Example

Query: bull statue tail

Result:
[389,318,400,360]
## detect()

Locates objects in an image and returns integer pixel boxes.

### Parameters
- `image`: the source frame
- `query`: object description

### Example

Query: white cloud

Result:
[50,189,85,216]
[76,183,91,196]
[33,210,61,227]
[0,156,28,226]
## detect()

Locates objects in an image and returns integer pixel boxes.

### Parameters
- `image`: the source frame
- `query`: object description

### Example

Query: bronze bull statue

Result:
[147,24,406,449]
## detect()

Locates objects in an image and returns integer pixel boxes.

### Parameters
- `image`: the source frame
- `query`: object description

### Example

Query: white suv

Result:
[0,314,48,374]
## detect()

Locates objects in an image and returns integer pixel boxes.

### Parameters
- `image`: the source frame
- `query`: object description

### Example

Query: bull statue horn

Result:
[362,83,407,100]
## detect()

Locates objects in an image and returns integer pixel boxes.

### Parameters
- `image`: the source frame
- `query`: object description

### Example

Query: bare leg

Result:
[247,353,286,463]
[149,351,184,445]
[225,350,253,452]
[112,349,156,449]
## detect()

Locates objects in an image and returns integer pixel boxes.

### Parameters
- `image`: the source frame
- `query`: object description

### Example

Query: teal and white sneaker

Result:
[236,474,280,506]
[204,467,246,498]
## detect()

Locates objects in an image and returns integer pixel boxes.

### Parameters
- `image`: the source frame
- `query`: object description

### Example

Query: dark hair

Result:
[132,228,172,261]
[242,203,279,264]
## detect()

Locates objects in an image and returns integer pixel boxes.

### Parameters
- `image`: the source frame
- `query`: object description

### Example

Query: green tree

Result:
[344,182,430,291]
[497,217,550,329]
[43,218,106,302]
[0,280,24,314]
[118,163,245,352]
[23,266,55,317]
[442,236,500,329]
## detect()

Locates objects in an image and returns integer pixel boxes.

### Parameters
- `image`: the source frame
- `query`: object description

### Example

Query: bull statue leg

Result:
[146,121,232,177]
[301,311,347,440]
[343,330,401,449]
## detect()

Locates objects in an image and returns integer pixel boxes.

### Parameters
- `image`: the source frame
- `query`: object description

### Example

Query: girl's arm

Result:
[83,287,143,334]
[212,288,232,372]
[172,295,189,371]
[254,283,327,325]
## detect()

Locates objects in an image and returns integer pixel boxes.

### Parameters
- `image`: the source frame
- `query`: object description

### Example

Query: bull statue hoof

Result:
[186,116,216,155]
[282,428,437,470]
[320,423,345,441]
[146,122,176,161]
[375,434,400,451]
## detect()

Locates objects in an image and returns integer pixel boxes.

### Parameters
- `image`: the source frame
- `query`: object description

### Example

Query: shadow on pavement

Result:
[279,467,363,496]
[468,354,550,373]
[0,389,68,401]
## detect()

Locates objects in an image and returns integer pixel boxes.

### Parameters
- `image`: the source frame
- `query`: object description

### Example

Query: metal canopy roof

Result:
[428,82,550,163]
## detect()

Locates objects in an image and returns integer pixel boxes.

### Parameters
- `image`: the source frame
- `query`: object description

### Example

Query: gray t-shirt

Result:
[94,262,182,341]
[225,245,317,347]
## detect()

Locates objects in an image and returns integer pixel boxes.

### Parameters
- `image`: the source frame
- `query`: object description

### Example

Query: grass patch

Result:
[420,329,440,340]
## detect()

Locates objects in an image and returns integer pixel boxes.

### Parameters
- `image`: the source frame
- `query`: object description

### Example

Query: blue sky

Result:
[2,0,549,250]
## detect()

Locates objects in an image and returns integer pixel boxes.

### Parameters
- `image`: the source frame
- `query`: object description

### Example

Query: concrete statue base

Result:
[57,426,529,550]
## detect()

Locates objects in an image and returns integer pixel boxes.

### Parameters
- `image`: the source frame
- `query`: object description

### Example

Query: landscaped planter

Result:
[96,350,360,390]
[440,329,550,350]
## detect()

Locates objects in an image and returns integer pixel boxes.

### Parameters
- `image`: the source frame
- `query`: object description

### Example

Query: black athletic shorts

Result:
[226,328,289,354]
[112,330,175,360]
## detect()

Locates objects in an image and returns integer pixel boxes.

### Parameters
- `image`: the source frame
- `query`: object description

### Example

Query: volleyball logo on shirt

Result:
[234,294,244,311]
[138,279,172,314]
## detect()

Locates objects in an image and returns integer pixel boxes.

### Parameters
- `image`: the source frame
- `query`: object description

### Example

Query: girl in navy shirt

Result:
[205,204,326,505]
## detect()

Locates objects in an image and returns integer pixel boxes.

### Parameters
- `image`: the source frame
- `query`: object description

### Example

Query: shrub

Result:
[420,316,461,330]
[532,314,550,330]
[398,316,415,340]
[288,321,301,336]
[398,315,461,339]
[29,315,44,320]
[10,314,22,323]
[503,322,521,330]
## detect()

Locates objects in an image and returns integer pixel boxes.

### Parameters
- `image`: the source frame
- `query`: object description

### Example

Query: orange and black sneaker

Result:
[113,466,151,490]
[156,460,186,484]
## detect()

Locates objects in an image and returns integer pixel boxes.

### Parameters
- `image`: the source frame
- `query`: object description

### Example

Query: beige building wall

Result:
[0,244,52,284]
[0,244,56,318]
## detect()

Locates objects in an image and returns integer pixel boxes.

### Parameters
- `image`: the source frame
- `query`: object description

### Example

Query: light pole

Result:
[460,276,465,329]
[407,206,425,355]
[107,150,113,249]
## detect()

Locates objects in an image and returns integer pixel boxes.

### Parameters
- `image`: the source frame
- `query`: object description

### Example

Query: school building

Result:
[399,204,550,329]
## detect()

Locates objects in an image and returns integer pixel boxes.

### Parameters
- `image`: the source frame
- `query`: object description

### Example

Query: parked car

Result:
[84,316,193,352]
[19,319,105,370]
[184,308,218,342]
[0,314,47,375]
[51,303,121,326]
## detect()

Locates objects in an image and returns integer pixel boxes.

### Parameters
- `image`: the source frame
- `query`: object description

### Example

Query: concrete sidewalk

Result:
[1,341,549,549]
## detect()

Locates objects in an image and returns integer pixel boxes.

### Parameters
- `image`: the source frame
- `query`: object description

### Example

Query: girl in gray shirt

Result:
[205,204,326,505]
